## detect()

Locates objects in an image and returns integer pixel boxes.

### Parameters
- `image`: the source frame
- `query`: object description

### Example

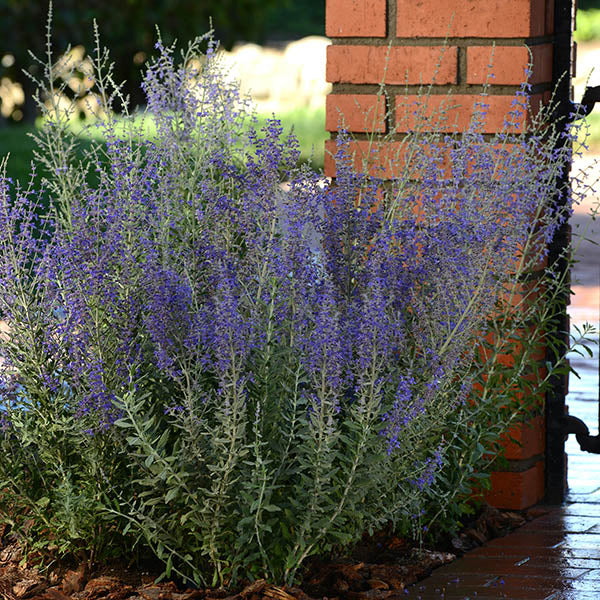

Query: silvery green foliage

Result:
[0,22,588,587]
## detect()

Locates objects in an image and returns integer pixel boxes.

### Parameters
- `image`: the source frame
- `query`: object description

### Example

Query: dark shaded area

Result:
[263,0,325,43]
[0,0,324,125]
[562,414,600,453]
[545,0,575,506]
[0,504,540,600]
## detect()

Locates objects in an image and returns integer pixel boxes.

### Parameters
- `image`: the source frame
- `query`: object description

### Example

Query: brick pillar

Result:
[325,0,559,510]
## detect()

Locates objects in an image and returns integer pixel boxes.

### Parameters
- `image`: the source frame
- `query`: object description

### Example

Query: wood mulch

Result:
[0,504,550,600]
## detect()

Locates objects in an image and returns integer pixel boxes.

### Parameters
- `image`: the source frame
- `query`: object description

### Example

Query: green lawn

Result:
[265,106,327,169]
[2,103,599,190]
[0,124,38,186]
[575,8,600,43]
[0,106,328,188]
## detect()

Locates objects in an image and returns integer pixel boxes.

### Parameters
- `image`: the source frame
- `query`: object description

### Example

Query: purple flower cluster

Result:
[0,36,571,461]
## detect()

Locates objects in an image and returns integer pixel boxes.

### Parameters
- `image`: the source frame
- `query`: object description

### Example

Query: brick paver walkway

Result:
[404,502,600,599]
[404,329,600,599]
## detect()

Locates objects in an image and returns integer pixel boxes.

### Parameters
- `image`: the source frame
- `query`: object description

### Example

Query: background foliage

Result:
[0,0,324,124]
[0,21,592,589]
[575,8,600,42]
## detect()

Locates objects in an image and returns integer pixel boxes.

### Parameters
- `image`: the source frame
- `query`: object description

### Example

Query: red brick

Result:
[501,416,546,460]
[394,93,544,134]
[324,138,453,179]
[326,94,386,132]
[467,44,553,85]
[485,460,545,510]
[396,0,547,38]
[326,0,387,37]
[477,329,546,370]
[324,139,406,178]
[326,45,458,85]
[546,0,555,35]
[497,279,544,317]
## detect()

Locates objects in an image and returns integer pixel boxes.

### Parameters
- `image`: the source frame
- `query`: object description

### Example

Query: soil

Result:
[0,504,550,600]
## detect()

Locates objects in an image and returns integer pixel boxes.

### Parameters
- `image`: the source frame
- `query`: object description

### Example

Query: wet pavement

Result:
[402,155,600,599]
[403,504,600,599]
[402,384,600,599]
[403,448,600,598]
[403,358,600,597]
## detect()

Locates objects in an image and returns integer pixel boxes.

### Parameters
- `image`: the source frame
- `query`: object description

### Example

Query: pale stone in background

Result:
[574,41,600,101]
[217,36,332,114]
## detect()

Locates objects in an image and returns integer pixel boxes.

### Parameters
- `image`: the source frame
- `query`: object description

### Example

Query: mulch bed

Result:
[0,504,550,600]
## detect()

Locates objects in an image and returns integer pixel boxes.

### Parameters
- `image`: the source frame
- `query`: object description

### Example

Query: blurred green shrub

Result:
[0,0,284,124]
[263,0,325,42]
[575,9,600,42]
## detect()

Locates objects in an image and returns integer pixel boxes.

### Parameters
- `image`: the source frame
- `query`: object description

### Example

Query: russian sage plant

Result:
[0,19,591,588]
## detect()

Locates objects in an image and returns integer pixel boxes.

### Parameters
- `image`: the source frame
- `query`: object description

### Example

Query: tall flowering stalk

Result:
[0,17,591,587]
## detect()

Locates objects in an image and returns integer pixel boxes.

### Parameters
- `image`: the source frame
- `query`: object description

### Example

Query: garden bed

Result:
[0,505,549,600]
[0,19,589,600]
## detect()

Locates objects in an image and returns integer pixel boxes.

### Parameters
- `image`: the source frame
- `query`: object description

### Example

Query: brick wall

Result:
[325,0,563,510]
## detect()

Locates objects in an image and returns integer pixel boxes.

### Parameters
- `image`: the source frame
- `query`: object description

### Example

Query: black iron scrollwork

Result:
[555,85,600,456]
[552,85,600,123]
[577,85,600,119]
[561,415,600,454]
